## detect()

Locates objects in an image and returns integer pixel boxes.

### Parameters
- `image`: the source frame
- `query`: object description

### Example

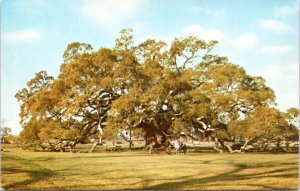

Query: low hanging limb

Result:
[213,137,223,153]
[89,122,106,153]
[151,118,172,138]
[119,133,134,147]
[187,134,200,141]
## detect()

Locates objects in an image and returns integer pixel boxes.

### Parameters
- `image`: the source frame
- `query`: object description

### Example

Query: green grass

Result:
[1,144,298,190]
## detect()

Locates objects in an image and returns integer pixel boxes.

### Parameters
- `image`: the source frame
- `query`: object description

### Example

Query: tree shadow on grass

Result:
[2,155,58,190]
[3,167,58,190]
[145,162,298,190]
[36,153,150,160]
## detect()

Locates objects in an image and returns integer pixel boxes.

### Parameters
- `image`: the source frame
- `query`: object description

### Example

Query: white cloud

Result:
[274,5,299,17]
[181,24,224,41]
[261,45,293,54]
[258,19,292,33]
[262,63,298,80]
[261,63,299,111]
[231,33,258,49]
[189,7,226,17]
[3,28,42,43]
[81,0,146,27]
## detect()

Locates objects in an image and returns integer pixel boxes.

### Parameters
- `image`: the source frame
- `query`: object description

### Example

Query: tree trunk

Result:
[276,138,281,151]
[58,140,65,152]
[129,129,132,149]
[213,138,223,153]
[90,142,99,153]
[69,141,77,153]
[60,147,65,152]
[225,144,244,153]
[129,141,133,150]
[149,144,153,154]
[120,131,134,150]
[148,141,155,154]
[285,138,290,151]
[240,139,250,152]
[89,137,102,153]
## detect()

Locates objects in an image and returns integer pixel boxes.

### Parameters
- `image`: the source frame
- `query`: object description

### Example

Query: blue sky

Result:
[1,0,299,135]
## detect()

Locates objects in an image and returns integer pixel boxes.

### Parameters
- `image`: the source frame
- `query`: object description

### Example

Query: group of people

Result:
[171,137,187,154]
[148,135,187,155]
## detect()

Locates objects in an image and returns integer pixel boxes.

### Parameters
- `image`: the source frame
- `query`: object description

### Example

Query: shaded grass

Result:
[1,153,58,189]
[1,146,298,190]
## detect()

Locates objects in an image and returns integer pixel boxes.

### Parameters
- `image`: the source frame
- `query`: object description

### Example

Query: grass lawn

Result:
[1,144,298,190]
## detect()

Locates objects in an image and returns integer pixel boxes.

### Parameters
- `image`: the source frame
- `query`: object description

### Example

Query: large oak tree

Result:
[16,29,298,152]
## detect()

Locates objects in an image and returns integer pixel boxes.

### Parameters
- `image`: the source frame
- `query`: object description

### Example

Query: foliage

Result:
[1,127,12,137]
[15,29,299,152]
[1,127,15,143]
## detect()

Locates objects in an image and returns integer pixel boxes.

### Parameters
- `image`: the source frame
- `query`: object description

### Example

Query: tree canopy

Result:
[16,29,299,152]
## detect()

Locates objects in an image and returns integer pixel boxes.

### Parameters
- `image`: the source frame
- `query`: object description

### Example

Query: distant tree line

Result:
[15,29,299,153]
